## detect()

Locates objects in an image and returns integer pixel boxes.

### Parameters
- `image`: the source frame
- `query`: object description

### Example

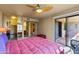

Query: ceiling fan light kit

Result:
[36,9,43,13]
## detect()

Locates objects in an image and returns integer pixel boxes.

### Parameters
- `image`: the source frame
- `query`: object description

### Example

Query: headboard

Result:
[0,27,7,32]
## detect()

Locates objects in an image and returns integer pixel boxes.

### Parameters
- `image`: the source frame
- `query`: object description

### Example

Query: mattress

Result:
[6,37,64,54]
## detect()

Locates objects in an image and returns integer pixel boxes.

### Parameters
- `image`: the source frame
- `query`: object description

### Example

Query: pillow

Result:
[1,33,8,45]
[36,34,46,39]
[0,36,6,54]
[0,33,8,54]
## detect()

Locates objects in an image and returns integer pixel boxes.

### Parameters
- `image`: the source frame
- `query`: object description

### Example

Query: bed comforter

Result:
[6,37,64,54]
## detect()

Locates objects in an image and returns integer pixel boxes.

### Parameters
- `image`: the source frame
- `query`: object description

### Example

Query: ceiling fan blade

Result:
[42,6,53,12]
[26,4,37,8]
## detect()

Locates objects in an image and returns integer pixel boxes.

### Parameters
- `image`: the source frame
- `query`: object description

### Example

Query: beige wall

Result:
[38,17,55,41]
[0,11,2,27]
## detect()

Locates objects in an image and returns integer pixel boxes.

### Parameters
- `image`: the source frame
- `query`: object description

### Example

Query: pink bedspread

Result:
[6,37,64,54]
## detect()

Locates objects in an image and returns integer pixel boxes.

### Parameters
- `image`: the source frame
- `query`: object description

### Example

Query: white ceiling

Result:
[0,4,79,18]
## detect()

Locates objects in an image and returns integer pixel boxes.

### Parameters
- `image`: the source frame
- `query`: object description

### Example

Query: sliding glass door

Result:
[67,16,79,46]
[55,15,79,46]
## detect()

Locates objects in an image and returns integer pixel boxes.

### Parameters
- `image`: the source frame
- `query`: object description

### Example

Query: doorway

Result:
[55,18,66,45]
[58,22,62,37]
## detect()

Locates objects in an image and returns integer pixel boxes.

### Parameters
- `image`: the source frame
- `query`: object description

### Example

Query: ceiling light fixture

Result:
[11,16,16,19]
[36,9,43,13]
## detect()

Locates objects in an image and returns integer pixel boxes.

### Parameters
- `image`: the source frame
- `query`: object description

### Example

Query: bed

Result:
[0,33,64,54]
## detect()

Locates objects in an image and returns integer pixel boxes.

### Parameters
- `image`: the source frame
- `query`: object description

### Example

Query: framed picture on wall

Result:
[17,24,22,32]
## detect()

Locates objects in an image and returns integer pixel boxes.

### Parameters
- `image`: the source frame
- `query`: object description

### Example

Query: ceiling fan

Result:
[26,4,53,14]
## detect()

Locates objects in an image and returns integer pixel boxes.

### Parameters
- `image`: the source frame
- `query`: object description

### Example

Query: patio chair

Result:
[70,40,79,54]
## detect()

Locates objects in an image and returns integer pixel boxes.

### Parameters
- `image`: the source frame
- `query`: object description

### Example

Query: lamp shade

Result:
[0,27,7,32]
